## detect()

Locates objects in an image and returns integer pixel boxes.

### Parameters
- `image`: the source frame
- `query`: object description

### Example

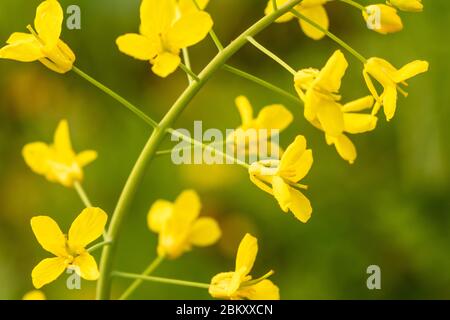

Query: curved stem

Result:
[119,256,165,300]
[87,240,113,253]
[74,182,92,207]
[182,48,194,84]
[96,0,303,300]
[71,66,159,128]
[247,36,297,75]
[290,8,367,64]
[113,272,210,290]
[223,64,301,104]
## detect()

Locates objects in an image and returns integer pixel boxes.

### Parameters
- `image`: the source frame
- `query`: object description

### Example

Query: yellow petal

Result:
[23,142,51,176]
[342,96,374,112]
[343,113,378,134]
[151,52,181,77]
[116,33,158,60]
[140,0,176,37]
[316,99,345,137]
[249,170,274,196]
[0,33,43,62]
[388,0,423,12]
[330,134,357,164]
[72,252,99,280]
[255,104,293,131]
[68,208,107,252]
[167,11,213,49]
[76,150,98,167]
[239,280,280,300]
[173,189,201,224]
[288,188,312,223]
[279,135,313,182]
[209,272,238,299]
[394,60,429,83]
[383,85,398,121]
[298,5,329,40]
[235,234,258,275]
[32,257,67,289]
[147,200,173,233]
[53,120,73,155]
[315,50,348,93]
[235,95,254,127]
[272,176,291,212]
[23,290,46,300]
[31,216,67,257]
[189,217,221,247]
[34,0,64,48]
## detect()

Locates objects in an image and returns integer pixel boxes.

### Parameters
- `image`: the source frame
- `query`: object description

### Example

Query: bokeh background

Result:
[0,0,449,300]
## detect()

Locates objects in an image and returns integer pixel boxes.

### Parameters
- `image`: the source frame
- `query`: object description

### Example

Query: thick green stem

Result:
[119,256,165,300]
[96,0,302,300]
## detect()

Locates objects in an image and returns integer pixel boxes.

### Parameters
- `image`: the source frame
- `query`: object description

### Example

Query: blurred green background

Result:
[0,0,449,300]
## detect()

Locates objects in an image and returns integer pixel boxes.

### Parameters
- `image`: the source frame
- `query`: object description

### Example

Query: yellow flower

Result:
[22,120,98,188]
[227,95,293,157]
[209,234,279,300]
[294,50,348,137]
[116,0,213,78]
[265,0,330,40]
[387,0,423,12]
[0,0,75,73]
[249,135,313,223]
[23,290,46,300]
[363,57,429,121]
[31,208,107,289]
[363,4,403,34]
[148,190,221,259]
[324,96,378,164]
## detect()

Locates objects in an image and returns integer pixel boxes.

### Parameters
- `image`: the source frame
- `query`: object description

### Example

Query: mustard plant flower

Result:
[22,120,98,188]
[294,50,348,137]
[0,0,75,73]
[265,0,330,40]
[249,135,313,223]
[23,290,46,300]
[387,0,423,12]
[31,208,108,289]
[116,0,213,78]
[363,4,403,34]
[148,190,221,259]
[209,234,279,300]
[227,95,293,157]
[363,57,429,121]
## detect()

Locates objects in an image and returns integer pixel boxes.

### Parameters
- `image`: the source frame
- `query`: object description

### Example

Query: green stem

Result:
[74,182,92,207]
[113,272,210,290]
[290,8,367,64]
[246,36,297,75]
[87,240,113,253]
[96,0,303,300]
[339,0,365,11]
[223,64,301,105]
[182,48,194,84]
[180,62,200,83]
[119,256,165,300]
[71,66,159,128]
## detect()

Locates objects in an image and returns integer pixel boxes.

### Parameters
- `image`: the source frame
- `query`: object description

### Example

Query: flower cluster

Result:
[1,0,430,301]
